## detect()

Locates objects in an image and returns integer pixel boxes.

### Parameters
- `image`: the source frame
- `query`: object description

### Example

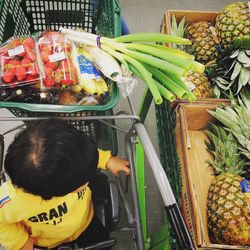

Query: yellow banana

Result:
[81,79,97,94]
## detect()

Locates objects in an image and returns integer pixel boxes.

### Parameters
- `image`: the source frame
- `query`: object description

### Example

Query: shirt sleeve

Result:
[0,222,29,250]
[97,149,111,170]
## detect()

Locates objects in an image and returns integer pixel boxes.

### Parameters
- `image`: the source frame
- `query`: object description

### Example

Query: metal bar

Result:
[0,114,140,122]
[116,177,135,225]
[135,140,147,242]
[125,132,145,250]
[137,88,153,123]
[134,123,195,250]
[134,123,176,205]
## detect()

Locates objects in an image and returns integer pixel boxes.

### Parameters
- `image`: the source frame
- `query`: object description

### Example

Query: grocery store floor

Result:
[0,0,236,249]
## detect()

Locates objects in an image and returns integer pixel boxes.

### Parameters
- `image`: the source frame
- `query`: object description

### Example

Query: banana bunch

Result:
[72,78,108,96]
[71,44,108,96]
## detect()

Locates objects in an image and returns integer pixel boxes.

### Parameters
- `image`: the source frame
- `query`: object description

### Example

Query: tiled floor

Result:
[0,0,237,249]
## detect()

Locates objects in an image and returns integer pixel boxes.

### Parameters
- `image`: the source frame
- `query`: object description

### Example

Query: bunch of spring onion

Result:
[60,28,205,104]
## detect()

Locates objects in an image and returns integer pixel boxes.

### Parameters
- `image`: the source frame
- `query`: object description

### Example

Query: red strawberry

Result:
[28,65,38,77]
[21,58,32,68]
[40,51,50,63]
[26,74,37,81]
[44,77,54,88]
[12,38,22,47]
[2,69,15,83]
[1,57,10,67]
[15,67,27,81]
[61,77,74,85]
[23,37,35,49]
[39,44,52,52]
[7,59,20,71]
[44,66,53,77]
[45,61,57,70]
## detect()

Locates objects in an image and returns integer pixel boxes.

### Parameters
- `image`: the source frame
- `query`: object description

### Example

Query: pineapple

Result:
[185,21,218,64]
[205,125,250,245]
[215,2,250,47]
[170,16,213,98]
[185,71,213,98]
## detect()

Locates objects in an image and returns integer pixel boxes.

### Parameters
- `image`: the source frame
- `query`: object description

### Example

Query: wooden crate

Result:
[174,100,249,249]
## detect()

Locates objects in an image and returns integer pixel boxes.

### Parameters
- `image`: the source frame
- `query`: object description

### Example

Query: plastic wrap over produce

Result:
[0,36,43,88]
[38,31,78,89]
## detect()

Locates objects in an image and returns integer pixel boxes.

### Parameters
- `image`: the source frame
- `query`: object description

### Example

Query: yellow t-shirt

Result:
[0,149,111,250]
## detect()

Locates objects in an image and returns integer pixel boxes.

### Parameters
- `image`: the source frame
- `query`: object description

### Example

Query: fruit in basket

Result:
[215,2,250,47]
[0,36,40,86]
[185,71,213,98]
[185,21,218,64]
[58,90,82,105]
[38,31,78,89]
[204,125,250,245]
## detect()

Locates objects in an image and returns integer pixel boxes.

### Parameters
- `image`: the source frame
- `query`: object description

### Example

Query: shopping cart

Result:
[0,0,194,249]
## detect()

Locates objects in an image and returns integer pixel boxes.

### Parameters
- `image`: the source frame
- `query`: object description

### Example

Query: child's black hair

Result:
[4,118,98,200]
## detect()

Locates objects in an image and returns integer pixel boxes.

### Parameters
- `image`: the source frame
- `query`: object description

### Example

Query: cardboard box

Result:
[174,101,249,249]
[161,10,225,109]
[162,10,218,35]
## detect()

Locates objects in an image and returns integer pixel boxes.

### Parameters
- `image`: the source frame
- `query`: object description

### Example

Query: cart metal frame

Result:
[0,95,194,250]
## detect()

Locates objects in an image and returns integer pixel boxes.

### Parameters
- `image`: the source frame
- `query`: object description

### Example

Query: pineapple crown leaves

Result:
[206,37,250,97]
[204,124,247,175]
[208,101,250,160]
[171,15,188,38]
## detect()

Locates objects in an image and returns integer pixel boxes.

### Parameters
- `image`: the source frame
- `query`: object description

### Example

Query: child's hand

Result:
[20,237,36,250]
[106,156,130,176]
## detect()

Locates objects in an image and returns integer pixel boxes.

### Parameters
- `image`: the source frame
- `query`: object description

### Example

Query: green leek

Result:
[130,64,175,102]
[145,65,187,99]
[114,33,191,44]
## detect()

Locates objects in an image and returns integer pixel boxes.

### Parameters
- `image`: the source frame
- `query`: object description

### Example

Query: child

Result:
[0,118,130,250]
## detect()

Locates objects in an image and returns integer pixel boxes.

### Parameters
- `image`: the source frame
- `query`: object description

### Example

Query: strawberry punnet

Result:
[38,31,78,88]
[0,36,41,87]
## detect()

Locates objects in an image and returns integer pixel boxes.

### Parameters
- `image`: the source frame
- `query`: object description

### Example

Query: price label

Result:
[248,2,250,12]
[8,45,25,57]
[185,80,196,91]
[49,52,66,62]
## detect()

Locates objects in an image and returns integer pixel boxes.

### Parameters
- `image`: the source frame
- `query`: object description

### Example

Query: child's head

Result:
[4,118,98,200]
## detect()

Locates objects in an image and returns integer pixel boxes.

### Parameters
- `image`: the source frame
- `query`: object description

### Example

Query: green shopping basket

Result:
[0,0,121,114]
[0,0,120,154]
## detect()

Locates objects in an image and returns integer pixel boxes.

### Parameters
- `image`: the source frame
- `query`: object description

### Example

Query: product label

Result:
[8,45,25,57]
[48,52,66,62]
[241,179,250,193]
[241,179,250,206]
[77,55,101,80]
[185,80,196,91]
